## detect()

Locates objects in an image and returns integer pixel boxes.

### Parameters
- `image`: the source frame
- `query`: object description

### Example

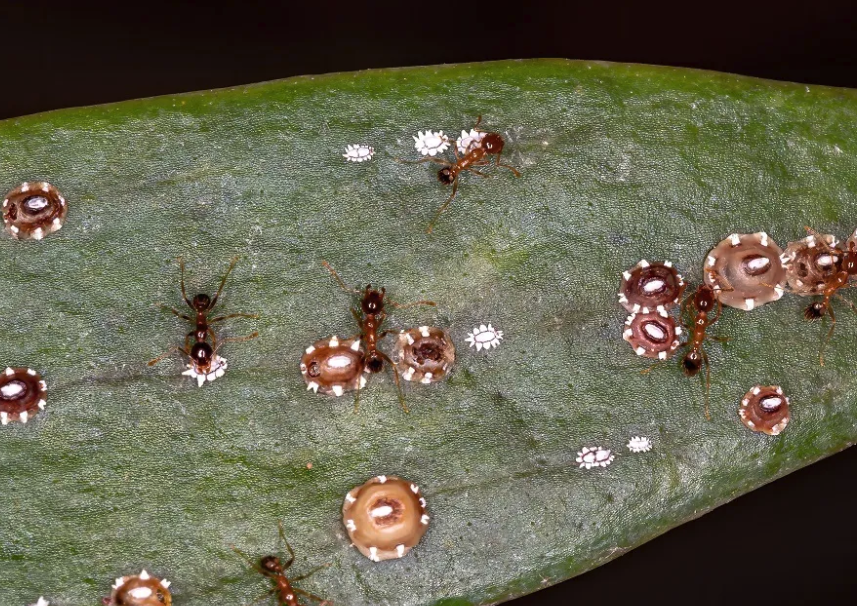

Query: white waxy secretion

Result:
[182,355,228,387]
[413,130,450,156]
[465,324,504,351]
[343,144,375,162]
[627,436,652,453]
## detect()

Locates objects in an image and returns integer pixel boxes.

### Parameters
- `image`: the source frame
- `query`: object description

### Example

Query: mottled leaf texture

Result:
[1,59,856,605]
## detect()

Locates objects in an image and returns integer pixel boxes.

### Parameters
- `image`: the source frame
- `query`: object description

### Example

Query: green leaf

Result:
[2,59,857,605]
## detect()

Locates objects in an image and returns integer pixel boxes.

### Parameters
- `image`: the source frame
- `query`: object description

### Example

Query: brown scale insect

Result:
[322,261,435,412]
[400,117,521,233]
[232,522,331,606]
[678,282,730,420]
[148,256,258,383]
[785,227,857,366]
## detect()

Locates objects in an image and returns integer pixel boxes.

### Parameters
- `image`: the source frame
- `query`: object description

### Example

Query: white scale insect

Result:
[626,436,652,453]
[456,129,485,155]
[465,324,504,351]
[182,355,227,387]
[343,144,375,162]
[576,446,614,469]
[413,130,450,156]
[29,599,49,606]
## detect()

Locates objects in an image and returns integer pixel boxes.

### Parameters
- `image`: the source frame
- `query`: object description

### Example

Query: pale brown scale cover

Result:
[395,327,455,383]
[622,311,680,360]
[704,232,785,309]
[619,260,685,313]
[342,475,429,561]
[781,233,841,296]
[106,574,172,606]
[739,385,790,436]
[0,367,46,424]
[300,336,365,396]
[2,182,67,240]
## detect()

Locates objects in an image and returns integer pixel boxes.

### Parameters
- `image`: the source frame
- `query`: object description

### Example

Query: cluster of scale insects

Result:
[620,227,857,425]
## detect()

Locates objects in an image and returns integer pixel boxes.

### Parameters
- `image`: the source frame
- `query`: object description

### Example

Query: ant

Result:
[399,116,521,233]
[232,522,331,606]
[322,261,435,412]
[148,256,259,377]
[678,281,730,420]
[788,227,857,366]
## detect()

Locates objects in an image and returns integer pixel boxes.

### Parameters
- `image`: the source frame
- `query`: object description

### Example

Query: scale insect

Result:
[319,261,435,412]
[399,116,521,233]
[232,522,331,606]
[148,256,259,385]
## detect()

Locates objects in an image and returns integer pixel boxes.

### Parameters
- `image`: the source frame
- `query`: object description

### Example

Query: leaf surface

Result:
[2,59,857,605]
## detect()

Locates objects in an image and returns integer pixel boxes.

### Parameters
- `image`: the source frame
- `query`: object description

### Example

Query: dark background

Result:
[2,2,856,604]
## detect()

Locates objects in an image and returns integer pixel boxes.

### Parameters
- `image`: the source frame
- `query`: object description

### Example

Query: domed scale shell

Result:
[300,335,367,397]
[622,310,682,360]
[342,475,429,562]
[703,232,786,310]
[106,570,172,606]
[781,232,842,296]
[0,367,47,425]
[3,182,68,240]
[395,326,455,383]
[619,259,686,313]
[739,385,790,436]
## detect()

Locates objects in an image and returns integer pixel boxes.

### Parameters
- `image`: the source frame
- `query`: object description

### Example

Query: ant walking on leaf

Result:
[399,116,521,233]
[149,256,258,385]
[232,522,332,606]
[322,261,435,412]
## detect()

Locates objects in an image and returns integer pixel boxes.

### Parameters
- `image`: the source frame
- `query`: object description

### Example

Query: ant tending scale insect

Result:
[232,522,331,606]
[148,256,258,383]
[678,282,730,420]
[400,117,521,233]
[780,227,857,366]
[321,261,435,412]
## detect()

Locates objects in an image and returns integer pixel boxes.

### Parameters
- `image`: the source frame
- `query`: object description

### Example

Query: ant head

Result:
[259,555,281,576]
[190,342,213,366]
[480,133,504,153]
[192,293,211,310]
[362,287,385,314]
[804,301,826,320]
[682,352,702,376]
[437,167,456,185]
[366,352,384,373]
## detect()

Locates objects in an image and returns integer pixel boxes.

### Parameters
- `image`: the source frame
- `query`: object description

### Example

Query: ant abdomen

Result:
[682,352,703,376]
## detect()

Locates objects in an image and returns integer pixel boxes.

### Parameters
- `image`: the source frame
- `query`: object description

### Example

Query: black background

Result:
[2,2,856,604]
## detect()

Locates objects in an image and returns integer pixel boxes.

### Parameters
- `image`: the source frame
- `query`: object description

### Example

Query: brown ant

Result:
[148,256,259,377]
[399,116,521,233]
[789,227,857,366]
[231,522,331,606]
[678,282,730,420]
[322,260,435,412]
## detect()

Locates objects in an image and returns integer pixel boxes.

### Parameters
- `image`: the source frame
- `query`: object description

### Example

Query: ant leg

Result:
[209,312,260,323]
[462,166,490,178]
[276,521,296,569]
[178,257,193,308]
[210,255,241,308]
[395,156,452,167]
[379,350,409,413]
[426,179,460,234]
[708,298,724,326]
[230,545,271,578]
[350,307,363,326]
[158,304,192,321]
[147,346,188,367]
[702,348,712,421]
[388,299,436,309]
[819,304,836,367]
[492,148,522,177]
[708,335,731,343]
[290,563,332,582]
[213,332,260,354]
[322,261,362,295]
[293,587,332,604]
[239,589,278,606]
[473,115,483,130]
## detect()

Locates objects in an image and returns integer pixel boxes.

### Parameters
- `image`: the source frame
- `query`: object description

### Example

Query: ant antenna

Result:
[322,260,362,295]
